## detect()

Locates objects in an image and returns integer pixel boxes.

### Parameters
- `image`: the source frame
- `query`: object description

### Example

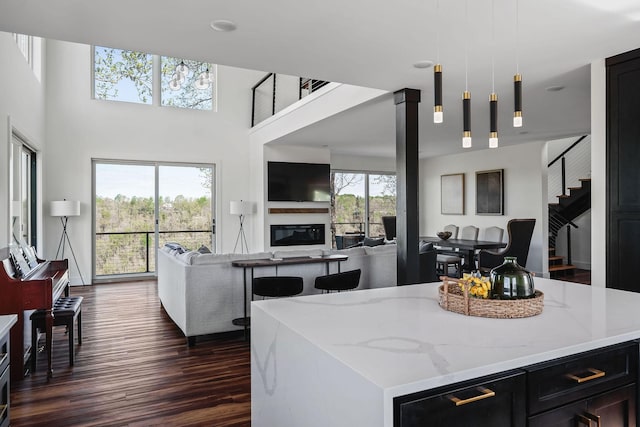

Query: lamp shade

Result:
[10,201,21,217]
[230,200,252,216]
[50,200,80,217]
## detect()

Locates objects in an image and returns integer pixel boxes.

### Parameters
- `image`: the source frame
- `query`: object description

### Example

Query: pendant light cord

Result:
[436,0,440,63]
[516,0,520,75]
[491,0,495,93]
[465,0,469,90]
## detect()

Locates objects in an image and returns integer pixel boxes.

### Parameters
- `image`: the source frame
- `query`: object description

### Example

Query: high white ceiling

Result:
[2,0,639,158]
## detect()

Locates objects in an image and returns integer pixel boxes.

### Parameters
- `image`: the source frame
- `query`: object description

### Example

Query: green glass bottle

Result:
[490,256,535,299]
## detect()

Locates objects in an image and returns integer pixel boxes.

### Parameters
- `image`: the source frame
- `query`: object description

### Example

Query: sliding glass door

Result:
[93,160,214,280]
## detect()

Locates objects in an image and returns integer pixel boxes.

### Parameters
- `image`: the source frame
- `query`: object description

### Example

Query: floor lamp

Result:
[230,200,252,254]
[51,200,85,285]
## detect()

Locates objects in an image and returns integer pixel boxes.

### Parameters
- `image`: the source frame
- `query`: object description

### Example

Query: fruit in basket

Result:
[459,273,491,299]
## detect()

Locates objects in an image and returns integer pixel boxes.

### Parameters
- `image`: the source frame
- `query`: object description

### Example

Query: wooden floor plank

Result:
[10,280,250,427]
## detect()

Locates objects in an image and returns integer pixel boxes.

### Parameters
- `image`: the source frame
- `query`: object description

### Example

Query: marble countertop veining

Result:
[252,278,640,398]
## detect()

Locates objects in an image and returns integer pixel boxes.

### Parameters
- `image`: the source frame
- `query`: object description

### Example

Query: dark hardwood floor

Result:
[10,271,592,426]
[10,281,251,427]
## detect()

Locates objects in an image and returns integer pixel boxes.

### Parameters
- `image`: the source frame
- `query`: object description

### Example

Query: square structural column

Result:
[394,88,421,285]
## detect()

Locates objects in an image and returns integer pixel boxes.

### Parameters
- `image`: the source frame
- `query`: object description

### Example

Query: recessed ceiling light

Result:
[210,20,237,32]
[413,60,434,69]
[545,85,565,92]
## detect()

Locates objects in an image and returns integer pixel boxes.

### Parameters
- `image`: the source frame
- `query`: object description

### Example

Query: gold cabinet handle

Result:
[577,412,601,427]
[0,404,7,421]
[566,368,605,384]
[448,387,496,406]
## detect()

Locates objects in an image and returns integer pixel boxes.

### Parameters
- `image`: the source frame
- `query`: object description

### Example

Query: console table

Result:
[231,255,348,338]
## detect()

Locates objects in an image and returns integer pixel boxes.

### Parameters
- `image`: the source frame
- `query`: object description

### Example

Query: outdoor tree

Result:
[94,47,152,103]
[330,173,364,247]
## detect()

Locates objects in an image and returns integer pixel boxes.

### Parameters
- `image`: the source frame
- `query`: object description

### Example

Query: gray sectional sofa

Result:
[157,244,400,344]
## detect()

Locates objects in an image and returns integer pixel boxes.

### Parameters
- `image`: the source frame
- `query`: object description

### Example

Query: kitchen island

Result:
[251,278,640,426]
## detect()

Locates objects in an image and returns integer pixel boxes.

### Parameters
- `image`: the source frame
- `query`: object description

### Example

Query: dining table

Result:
[420,236,507,273]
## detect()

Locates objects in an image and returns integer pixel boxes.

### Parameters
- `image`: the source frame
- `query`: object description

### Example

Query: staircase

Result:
[548,178,591,278]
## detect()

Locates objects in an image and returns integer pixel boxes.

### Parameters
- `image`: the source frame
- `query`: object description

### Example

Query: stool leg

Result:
[77,310,82,345]
[31,321,37,373]
[69,318,74,366]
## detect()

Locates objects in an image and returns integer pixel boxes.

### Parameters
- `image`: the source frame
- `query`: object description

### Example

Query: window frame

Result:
[330,169,396,247]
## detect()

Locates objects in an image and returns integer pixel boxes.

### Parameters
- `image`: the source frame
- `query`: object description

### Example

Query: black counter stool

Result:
[314,269,361,293]
[253,276,303,299]
[30,296,83,372]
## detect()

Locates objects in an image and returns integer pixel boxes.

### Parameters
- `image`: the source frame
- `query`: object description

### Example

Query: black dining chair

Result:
[381,216,396,241]
[314,269,361,293]
[477,218,536,274]
[252,276,304,299]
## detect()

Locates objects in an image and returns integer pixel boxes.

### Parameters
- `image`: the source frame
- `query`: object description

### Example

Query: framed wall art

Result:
[441,173,465,215]
[476,169,504,215]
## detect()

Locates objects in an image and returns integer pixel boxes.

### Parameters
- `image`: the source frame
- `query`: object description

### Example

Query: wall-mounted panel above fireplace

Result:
[271,224,325,246]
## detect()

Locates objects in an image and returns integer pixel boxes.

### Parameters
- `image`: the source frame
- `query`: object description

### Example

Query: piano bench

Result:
[30,296,83,372]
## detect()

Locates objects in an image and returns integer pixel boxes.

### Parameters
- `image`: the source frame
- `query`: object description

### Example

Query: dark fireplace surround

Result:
[271,224,325,247]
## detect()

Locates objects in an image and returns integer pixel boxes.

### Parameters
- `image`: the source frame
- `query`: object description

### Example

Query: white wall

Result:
[0,32,46,249]
[331,153,395,173]
[420,141,547,276]
[43,40,265,283]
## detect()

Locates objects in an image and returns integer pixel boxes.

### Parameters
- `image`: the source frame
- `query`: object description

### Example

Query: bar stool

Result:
[314,269,361,293]
[30,296,83,372]
[252,276,303,299]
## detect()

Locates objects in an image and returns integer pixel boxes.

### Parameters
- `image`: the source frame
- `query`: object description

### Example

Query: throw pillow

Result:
[165,242,185,254]
[197,245,212,254]
[362,237,385,247]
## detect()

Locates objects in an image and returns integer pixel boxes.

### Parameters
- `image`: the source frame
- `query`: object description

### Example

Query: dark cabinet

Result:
[394,370,526,427]
[529,384,636,426]
[606,47,640,291]
[527,341,638,427]
[393,342,638,427]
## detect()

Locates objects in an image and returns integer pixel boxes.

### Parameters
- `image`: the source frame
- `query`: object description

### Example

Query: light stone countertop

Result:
[252,278,640,399]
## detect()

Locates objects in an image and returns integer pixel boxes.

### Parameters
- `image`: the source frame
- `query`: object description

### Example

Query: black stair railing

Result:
[548,135,588,196]
[251,73,331,127]
[547,135,590,270]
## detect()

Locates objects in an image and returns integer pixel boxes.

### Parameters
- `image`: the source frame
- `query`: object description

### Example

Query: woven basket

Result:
[438,276,544,319]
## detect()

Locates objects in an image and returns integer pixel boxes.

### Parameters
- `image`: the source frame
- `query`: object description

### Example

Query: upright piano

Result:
[0,246,69,381]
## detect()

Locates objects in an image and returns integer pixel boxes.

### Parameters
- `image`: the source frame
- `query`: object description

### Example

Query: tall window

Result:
[9,133,37,247]
[331,171,396,248]
[93,46,216,110]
